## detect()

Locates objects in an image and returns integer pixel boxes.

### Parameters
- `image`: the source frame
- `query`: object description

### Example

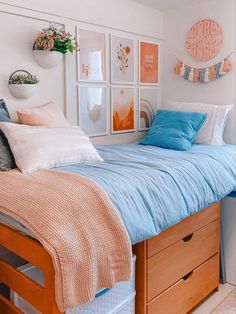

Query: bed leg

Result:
[133,241,147,314]
[215,286,219,292]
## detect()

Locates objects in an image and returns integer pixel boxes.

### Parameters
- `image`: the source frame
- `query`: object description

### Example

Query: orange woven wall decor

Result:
[186,19,224,62]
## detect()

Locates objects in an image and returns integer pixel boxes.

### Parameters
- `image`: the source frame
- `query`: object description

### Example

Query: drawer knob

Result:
[182,233,193,242]
[182,271,193,281]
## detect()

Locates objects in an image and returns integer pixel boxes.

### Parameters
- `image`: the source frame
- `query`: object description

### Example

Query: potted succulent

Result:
[8,70,39,99]
[33,24,77,68]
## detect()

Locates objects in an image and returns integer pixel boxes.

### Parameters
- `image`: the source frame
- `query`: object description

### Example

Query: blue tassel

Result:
[199,69,205,83]
[184,66,191,80]
[215,62,222,78]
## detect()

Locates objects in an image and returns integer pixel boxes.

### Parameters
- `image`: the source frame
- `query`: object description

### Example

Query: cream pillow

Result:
[17,101,69,127]
[163,101,233,145]
[0,122,103,173]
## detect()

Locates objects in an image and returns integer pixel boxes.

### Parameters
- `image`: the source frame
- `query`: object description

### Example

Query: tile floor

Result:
[192,284,236,314]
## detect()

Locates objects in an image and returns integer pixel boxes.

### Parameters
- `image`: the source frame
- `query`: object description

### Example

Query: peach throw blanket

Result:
[0,169,132,312]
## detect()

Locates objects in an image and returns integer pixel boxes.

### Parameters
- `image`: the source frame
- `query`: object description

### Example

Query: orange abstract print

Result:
[112,88,134,132]
[140,42,159,84]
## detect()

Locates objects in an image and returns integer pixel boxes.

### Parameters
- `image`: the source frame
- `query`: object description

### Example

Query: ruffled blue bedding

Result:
[58,143,236,244]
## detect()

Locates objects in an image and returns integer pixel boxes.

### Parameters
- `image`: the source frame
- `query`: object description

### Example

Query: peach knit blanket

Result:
[0,169,132,312]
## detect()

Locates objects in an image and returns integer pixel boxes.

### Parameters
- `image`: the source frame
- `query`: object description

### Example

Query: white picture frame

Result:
[111,86,135,134]
[139,40,160,86]
[78,29,106,82]
[139,88,159,131]
[79,85,108,137]
[111,35,135,84]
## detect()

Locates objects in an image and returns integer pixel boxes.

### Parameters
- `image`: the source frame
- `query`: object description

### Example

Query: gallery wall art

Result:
[78,29,106,82]
[139,88,158,131]
[77,25,160,136]
[111,87,135,133]
[111,35,135,84]
[79,86,107,136]
[139,41,159,85]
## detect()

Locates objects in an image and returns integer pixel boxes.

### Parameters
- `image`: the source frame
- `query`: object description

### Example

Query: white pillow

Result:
[0,122,103,173]
[163,101,233,145]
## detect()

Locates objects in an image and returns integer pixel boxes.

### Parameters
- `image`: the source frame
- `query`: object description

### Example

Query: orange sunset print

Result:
[112,88,134,133]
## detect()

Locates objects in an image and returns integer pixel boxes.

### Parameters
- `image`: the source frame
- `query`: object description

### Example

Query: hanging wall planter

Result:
[32,50,63,69]
[33,24,78,69]
[8,70,39,99]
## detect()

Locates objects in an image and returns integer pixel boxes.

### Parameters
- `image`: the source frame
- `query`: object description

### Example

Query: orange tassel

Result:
[209,66,216,81]
[193,68,200,82]
[174,60,182,75]
[223,57,233,73]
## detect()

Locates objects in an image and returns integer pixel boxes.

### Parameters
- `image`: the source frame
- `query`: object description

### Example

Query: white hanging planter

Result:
[32,50,63,69]
[8,70,39,99]
[9,84,38,99]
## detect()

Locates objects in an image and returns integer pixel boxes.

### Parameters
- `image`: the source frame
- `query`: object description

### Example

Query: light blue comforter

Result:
[58,144,236,244]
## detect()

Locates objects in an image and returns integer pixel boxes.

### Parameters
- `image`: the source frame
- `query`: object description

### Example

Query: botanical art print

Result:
[139,41,159,84]
[79,86,107,136]
[78,29,106,81]
[111,36,134,83]
[112,87,135,133]
[139,88,158,131]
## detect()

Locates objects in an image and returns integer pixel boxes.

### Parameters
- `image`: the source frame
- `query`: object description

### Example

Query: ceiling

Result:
[131,0,206,12]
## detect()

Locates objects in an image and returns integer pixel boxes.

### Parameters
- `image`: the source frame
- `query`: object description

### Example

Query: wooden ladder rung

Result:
[0,258,44,312]
[0,223,51,270]
[0,294,24,314]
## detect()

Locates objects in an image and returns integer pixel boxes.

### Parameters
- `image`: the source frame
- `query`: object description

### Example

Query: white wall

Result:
[0,11,66,119]
[1,0,164,39]
[162,0,236,143]
[0,0,164,144]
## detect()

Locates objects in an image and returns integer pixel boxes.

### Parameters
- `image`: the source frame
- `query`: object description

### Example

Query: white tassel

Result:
[219,60,225,75]
[204,68,209,83]
[188,68,194,81]
[180,63,185,77]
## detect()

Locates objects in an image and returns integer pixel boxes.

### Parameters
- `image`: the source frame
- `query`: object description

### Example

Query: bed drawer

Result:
[147,202,220,258]
[147,254,219,314]
[147,219,219,301]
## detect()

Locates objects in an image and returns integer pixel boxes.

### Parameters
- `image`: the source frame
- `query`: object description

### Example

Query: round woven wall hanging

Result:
[186,19,224,62]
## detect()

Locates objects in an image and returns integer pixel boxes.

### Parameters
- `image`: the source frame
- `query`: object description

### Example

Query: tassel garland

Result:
[174,55,233,83]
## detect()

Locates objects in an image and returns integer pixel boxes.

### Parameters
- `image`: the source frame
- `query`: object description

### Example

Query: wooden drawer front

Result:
[147,203,220,258]
[147,219,219,301]
[148,254,219,314]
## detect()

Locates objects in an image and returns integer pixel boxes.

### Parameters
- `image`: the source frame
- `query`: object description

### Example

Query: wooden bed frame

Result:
[0,202,220,314]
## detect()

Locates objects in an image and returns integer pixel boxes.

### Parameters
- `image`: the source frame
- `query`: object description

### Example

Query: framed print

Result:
[111,35,135,84]
[111,86,135,133]
[78,29,106,82]
[79,86,107,137]
[139,41,159,85]
[139,88,159,131]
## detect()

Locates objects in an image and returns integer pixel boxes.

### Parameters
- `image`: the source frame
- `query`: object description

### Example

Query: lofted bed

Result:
[0,1,235,313]
[0,142,235,314]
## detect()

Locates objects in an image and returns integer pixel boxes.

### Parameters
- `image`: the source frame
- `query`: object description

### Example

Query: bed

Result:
[0,143,236,313]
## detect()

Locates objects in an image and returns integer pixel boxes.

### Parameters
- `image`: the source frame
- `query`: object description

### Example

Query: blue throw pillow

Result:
[140,109,207,151]
[0,99,15,170]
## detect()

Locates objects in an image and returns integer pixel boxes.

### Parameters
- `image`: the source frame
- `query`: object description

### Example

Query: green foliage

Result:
[9,74,39,84]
